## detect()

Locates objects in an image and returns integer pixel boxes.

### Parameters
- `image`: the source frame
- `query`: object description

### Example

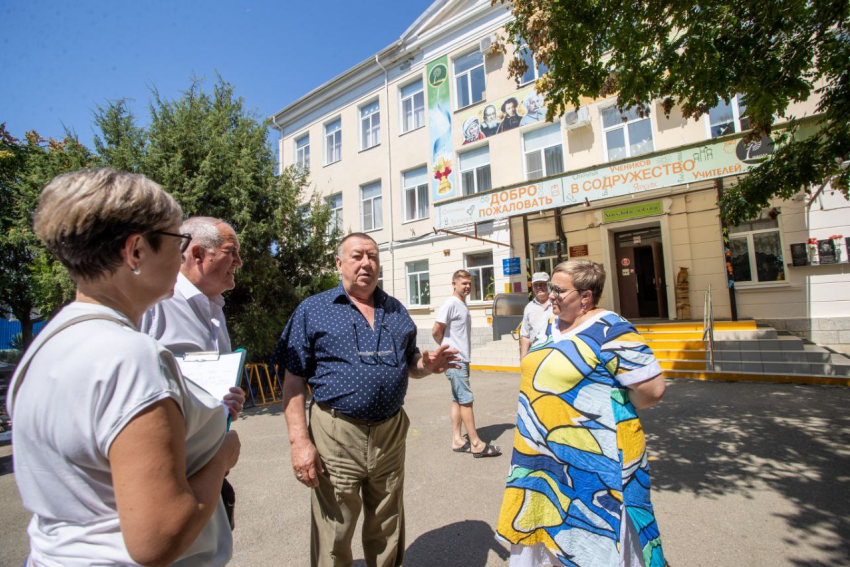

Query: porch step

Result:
[662,369,850,387]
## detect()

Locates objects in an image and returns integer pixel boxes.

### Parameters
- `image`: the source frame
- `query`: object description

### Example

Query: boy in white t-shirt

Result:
[432,270,501,458]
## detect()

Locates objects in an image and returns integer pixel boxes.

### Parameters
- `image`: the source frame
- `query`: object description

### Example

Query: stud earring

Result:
[133,267,141,276]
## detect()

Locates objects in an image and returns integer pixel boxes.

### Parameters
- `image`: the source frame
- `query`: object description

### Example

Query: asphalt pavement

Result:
[2,373,849,566]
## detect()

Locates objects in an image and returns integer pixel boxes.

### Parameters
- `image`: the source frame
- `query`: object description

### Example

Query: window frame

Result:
[399,79,425,135]
[453,50,486,110]
[458,145,492,196]
[522,124,565,181]
[516,37,548,86]
[359,100,381,151]
[294,133,310,172]
[704,94,750,139]
[464,250,496,303]
[324,118,342,165]
[531,239,568,274]
[359,181,383,232]
[600,104,655,163]
[728,209,787,287]
[405,260,431,307]
[326,192,343,234]
[402,166,429,223]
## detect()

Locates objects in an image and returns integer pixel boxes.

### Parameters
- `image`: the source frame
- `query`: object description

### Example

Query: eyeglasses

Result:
[347,307,399,367]
[547,283,581,297]
[152,230,193,253]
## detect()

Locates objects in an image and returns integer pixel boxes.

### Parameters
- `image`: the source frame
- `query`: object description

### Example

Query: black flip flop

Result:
[472,443,502,458]
[452,440,471,453]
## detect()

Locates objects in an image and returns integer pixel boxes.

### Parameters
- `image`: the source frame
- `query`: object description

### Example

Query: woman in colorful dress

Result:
[497,259,667,567]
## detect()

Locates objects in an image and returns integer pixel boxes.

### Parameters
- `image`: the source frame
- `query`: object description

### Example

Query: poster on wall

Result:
[456,85,548,146]
[427,56,456,202]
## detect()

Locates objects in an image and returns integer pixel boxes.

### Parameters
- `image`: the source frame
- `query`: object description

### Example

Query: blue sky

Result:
[2,0,436,149]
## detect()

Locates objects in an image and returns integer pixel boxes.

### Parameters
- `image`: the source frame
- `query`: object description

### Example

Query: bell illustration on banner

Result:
[433,157,453,195]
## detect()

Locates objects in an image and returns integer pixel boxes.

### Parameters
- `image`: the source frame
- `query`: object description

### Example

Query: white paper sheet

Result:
[176,351,246,402]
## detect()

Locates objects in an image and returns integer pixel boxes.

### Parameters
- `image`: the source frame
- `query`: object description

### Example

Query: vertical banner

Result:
[427,56,455,202]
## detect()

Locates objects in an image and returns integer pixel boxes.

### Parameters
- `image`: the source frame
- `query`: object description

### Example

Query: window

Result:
[406,260,430,306]
[360,101,380,150]
[400,80,425,134]
[377,266,384,290]
[465,251,495,301]
[327,193,342,233]
[325,119,342,164]
[360,181,383,232]
[459,145,492,196]
[706,95,751,138]
[601,106,654,162]
[297,203,311,226]
[402,167,429,222]
[729,210,785,284]
[295,134,310,171]
[454,51,485,109]
[516,37,548,85]
[523,124,564,180]
[531,239,567,274]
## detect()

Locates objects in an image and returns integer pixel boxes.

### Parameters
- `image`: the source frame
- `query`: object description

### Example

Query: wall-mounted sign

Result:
[568,244,589,257]
[427,56,455,203]
[604,201,664,224]
[434,179,565,228]
[621,257,631,267]
[502,257,521,276]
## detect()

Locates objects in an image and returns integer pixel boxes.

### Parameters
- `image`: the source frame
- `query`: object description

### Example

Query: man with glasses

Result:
[141,216,242,356]
[519,272,553,358]
[274,232,458,567]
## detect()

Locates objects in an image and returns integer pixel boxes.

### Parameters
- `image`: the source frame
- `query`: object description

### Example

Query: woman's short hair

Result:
[33,168,183,281]
[553,259,606,305]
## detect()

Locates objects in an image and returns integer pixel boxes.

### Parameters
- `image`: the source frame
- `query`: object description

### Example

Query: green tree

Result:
[94,78,340,359]
[0,125,93,349]
[494,0,849,224]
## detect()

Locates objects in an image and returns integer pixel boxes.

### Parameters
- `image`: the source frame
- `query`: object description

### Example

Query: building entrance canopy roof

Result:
[434,121,818,230]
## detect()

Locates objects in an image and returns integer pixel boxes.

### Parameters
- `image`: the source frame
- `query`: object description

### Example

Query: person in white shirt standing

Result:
[141,216,245,415]
[519,272,554,358]
[432,270,502,458]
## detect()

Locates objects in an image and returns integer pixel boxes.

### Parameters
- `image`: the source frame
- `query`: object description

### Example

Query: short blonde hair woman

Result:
[497,259,668,566]
[7,168,241,566]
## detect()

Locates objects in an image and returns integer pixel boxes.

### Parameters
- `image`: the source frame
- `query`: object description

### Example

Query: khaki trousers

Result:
[309,403,409,567]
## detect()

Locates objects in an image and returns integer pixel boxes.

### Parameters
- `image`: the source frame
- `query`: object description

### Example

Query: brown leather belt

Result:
[315,402,399,427]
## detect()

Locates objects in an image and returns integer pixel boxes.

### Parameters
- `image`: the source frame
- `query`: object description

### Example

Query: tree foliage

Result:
[495,0,849,224]
[94,78,340,360]
[0,125,93,348]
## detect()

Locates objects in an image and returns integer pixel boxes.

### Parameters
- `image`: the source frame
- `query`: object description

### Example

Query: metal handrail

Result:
[703,285,715,371]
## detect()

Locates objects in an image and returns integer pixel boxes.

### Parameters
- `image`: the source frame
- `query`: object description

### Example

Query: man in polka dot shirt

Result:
[274,232,459,567]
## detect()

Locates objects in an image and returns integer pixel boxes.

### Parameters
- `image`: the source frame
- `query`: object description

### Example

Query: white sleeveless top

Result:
[6,302,231,566]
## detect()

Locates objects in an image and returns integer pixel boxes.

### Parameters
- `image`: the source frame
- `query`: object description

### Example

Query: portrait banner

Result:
[456,85,548,147]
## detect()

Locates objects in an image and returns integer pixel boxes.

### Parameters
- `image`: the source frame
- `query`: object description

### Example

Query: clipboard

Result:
[176,349,246,430]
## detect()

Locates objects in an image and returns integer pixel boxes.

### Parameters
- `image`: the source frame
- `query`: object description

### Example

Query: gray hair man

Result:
[141,216,244,416]
[273,232,459,567]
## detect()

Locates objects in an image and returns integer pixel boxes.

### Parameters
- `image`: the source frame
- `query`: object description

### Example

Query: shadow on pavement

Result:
[239,401,283,419]
[641,381,850,566]
[353,520,510,567]
[476,422,515,444]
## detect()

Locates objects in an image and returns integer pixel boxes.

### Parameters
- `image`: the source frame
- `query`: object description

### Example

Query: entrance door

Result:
[614,227,668,319]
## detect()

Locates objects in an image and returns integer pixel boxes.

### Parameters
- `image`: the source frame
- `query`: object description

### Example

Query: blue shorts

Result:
[446,362,473,404]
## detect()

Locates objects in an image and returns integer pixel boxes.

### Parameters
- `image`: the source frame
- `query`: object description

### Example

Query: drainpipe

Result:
[375,53,396,296]
[271,115,284,176]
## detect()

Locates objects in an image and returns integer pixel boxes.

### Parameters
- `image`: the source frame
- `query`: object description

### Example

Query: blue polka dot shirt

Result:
[272,283,420,420]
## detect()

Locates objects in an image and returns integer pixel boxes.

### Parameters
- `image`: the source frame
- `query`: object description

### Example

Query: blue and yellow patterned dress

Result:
[496,311,667,567]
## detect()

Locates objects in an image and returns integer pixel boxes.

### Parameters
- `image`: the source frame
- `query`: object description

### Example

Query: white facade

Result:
[271,0,850,353]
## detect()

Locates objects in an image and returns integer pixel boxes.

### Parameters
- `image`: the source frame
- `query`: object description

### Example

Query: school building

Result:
[270,0,850,354]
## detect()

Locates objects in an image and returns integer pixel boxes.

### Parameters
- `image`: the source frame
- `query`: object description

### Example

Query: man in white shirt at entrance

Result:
[432,270,501,458]
[519,272,553,358]
[141,217,241,356]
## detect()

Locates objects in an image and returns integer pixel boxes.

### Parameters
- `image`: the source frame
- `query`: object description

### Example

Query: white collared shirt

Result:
[520,297,553,341]
[140,272,232,356]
